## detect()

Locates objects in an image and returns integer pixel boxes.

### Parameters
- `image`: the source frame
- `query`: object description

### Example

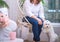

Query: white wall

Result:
[4,0,20,21]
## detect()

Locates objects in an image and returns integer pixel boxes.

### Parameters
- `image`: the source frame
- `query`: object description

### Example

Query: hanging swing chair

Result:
[16,0,32,32]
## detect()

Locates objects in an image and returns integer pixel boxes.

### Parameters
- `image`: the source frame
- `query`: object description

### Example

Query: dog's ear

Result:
[46,20,49,22]
[46,20,51,23]
[46,20,50,22]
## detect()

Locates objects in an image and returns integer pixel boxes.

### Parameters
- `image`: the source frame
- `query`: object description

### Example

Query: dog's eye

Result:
[48,24,49,25]
[46,24,47,25]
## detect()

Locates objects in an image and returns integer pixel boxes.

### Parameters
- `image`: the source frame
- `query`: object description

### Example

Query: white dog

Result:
[42,20,58,42]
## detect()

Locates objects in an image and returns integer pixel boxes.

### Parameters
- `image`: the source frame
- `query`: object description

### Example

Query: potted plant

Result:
[0,0,9,17]
[0,0,9,8]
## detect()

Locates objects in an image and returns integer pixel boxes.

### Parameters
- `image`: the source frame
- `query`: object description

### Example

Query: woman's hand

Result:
[37,19,42,25]
[31,15,43,25]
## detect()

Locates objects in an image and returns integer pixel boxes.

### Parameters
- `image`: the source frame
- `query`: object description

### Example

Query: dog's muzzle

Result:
[47,26,48,28]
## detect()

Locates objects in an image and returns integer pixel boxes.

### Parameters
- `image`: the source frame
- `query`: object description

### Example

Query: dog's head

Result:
[42,20,52,33]
[43,20,52,29]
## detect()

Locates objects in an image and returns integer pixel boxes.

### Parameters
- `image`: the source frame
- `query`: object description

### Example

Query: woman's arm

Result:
[23,1,34,17]
[39,2,45,21]
[31,15,43,25]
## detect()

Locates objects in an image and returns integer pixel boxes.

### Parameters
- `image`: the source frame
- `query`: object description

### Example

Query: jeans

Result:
[26,16,43,41]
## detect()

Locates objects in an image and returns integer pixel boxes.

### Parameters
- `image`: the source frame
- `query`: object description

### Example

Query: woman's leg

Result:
[38,24,43,40]
[26,16,40,41]
[38,17,43,41]
[38,17,43,36]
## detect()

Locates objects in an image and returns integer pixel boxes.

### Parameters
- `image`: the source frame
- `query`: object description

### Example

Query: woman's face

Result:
[33,0,38,4]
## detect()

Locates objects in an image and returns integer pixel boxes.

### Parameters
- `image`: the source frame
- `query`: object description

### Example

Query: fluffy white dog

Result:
[42,20,58,42]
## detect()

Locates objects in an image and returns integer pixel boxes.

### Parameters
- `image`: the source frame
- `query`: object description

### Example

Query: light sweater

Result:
[0,20,17,40]
[23,0,45,19]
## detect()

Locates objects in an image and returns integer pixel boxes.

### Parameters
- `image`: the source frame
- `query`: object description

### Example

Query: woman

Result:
[23,0,45,42]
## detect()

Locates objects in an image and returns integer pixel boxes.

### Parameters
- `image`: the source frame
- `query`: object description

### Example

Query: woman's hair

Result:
[30,0,41,4]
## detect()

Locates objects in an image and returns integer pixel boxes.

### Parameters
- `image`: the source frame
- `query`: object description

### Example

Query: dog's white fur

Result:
[42,20,58,42]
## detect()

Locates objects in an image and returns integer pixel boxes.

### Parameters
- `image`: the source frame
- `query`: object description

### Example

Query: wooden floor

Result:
[24,40,47,42]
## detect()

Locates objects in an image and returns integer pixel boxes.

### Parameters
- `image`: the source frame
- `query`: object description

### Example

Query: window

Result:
[59,0,60,9]
[48,0,56,10]
[45,0,60,23]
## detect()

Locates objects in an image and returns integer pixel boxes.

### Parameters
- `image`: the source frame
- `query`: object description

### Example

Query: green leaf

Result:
[41,0,45,4]
[0,0,9,8]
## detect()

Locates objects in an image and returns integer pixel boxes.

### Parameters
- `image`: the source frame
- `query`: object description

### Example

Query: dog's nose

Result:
[47,26,48,28]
